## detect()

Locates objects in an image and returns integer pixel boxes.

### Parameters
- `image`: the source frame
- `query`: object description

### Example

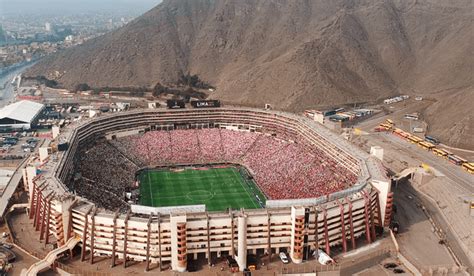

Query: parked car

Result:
[226,256,239,272]
[247,254,258,270]
[279,252,289,264]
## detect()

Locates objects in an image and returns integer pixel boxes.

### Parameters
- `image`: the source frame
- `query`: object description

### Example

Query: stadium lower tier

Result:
[28,178,384,272]
[73,127,357,212]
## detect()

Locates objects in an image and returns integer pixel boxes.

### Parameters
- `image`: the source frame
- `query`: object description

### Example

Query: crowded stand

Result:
[170,129,200,164]
[196,129,224,162]
[110,137,148,167]
[221,129,258,160]
[74,142,138,211]
[76,128,358,202]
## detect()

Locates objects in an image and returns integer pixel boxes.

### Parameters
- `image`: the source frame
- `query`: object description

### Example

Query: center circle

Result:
[186,190,214,202]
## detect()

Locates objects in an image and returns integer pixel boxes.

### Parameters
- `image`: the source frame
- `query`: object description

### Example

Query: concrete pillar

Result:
[28,181,36,219]
[26,166,37,202]
[158,213,162,271]
[323,210,330,256]
[81,207,93,262]
[25,166,38,219]
[90,209,97,264]
[266,211,272,263]
[44,200,52,245]
[370,178,391,226]
[206,213,211,266]
[363,194,372,244]
[236,214,247,271]
[146,214,153,271]
[385,192,395,226]
[313,206,319,251]
[170,214,187,272]
[290,207,305,264]
[34,189,43,230]
[339,202,347,253]
[230,210,235,258]
[52,125,60,139]
[123,210,131,268]
[111,210,119,268]
[59,198,75,244]
[40,193,53,240]
[39,147,49,162]
[345,198,356,250]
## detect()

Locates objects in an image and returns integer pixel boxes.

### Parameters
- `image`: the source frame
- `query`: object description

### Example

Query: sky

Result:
[0,0,162,16]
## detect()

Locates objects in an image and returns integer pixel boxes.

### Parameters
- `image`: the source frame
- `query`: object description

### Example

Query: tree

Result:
[152,82,168,97]
[74,83,91,92]
[34,76,58,88]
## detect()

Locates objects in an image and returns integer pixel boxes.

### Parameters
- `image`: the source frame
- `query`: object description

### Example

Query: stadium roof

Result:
[0,100,44,124]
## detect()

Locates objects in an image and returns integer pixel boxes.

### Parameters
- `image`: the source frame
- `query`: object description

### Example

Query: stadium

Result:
[23,107,391,273]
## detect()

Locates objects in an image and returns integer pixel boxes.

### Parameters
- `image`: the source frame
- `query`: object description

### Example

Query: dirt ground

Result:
[354,257,410,276]
[0,221,39,275]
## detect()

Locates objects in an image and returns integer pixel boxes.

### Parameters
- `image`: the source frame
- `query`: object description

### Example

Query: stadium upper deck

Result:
[23,107,391,273]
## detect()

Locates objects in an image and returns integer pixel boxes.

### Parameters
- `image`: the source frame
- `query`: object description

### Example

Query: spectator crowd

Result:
[74,128,358,207]
[74,142,139,211]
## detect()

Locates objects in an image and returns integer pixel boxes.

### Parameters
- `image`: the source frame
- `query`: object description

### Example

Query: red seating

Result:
[111,128,357,200]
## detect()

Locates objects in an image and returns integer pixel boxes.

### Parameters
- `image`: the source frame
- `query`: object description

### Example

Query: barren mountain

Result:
[27,0,473,148]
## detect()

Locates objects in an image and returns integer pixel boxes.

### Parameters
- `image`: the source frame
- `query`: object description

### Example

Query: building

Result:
[21,107,392,274]
[0,100,45,130]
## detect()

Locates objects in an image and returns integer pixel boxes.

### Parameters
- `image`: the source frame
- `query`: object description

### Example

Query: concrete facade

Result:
[24,107,390,272]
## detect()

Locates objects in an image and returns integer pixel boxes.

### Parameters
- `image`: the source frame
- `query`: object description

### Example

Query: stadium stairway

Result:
[20,236,80,276]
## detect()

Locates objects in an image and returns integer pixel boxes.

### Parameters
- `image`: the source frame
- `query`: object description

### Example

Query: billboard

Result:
[191,100,221,108]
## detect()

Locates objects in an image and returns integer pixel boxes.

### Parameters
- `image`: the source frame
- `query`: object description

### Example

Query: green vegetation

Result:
[23,75,59,88]
[177,72,214,90]
[74,83,91,92]
[151,82,207,99]
[139,167,265,212]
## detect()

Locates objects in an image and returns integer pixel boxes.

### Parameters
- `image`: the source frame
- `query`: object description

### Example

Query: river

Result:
[0,61,37,108]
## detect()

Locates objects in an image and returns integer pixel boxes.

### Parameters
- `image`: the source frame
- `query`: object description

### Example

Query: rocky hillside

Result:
[27,0,473,148]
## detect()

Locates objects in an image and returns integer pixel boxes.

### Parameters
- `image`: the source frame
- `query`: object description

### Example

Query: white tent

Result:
[0,100,45,129]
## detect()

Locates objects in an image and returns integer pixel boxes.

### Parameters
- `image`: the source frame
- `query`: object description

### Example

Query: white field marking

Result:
[156,191,248,201]
[231,168,259,209]
[185,190,215,202]
[149,168,251,205]
[147,171,155,207]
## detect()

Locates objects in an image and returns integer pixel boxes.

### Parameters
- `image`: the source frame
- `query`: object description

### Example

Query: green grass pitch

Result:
[138,167,265,212]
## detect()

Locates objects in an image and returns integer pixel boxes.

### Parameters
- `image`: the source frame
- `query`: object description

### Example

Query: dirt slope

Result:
[27,0,474,148]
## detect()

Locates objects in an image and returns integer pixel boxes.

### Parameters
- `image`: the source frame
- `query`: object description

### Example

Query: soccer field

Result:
[138,167,265,212]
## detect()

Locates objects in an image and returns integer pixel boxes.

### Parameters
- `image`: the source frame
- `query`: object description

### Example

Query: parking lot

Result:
[0,132,41,158]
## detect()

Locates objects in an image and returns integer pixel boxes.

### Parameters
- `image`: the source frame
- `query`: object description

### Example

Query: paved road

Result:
[380,133,473,193]
[0,158,29,217]
[393,180,457,269]
[353,124,473,271]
